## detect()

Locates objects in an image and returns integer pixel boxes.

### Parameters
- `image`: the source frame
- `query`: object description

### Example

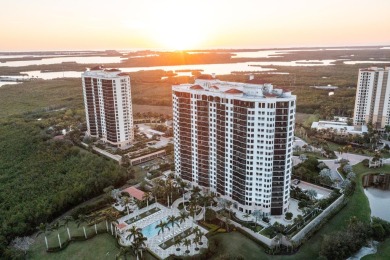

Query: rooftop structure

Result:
[82,66,134,149]
[311,120,367,135]
[172,76,296,215]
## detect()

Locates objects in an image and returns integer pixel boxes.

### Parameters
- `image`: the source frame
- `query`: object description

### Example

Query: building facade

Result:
[353,67,390,129]
[82,66,134,148]
[172,77,296,215]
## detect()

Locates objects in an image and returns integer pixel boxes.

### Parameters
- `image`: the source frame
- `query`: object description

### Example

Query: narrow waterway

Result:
[364,187,390,222]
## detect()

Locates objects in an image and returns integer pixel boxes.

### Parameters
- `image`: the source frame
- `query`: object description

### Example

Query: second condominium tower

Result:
[353,67,390,129]
[172,76,296,215]
[82,66,134,148]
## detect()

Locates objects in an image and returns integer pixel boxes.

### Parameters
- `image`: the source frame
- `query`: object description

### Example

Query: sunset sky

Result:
[1,0,390,51]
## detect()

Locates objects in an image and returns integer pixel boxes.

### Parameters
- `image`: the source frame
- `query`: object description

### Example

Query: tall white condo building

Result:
[353,67,390,129]
[172,76,296,215]
[82,66,134,148]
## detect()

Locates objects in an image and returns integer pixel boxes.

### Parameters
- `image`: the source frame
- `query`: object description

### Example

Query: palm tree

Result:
[87,211,100,235]
[183,238,192,254]
[151,182,162,204]
[76,214,89,239]
[188,200,198,229]
[115,246,132,260]
[167,215,179,241]
[156,220,169,243]
[197,231,205,246]
[132,233,147,260]
[142,192,152,208]
[274,232,283,249]
[36,223,51,250]
[193,235,201,251]
[209,192,217,207]
[174,238,182,251]
[225,200,233,218]
[178,211,188,235]
[191,186,201,199]
[126,225,142,243]
[50,221,63,248]
[102,210,121,236]
[122,196,132,215]
[61,215,73,240]
[166,179,175,207]
[179,181,188,202]
[243,213,251,224]
[199,194,211,221]
[252,210,262,230]
[306,189,317,201]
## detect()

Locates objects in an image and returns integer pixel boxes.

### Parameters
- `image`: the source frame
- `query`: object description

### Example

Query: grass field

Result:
[29,233,120,260]
[208,232,273,260]
[28,221,157,260]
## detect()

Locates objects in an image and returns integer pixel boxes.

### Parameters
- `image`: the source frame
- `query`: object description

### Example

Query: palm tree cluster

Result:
[155,213,187,246]
[124,225,147,260]
[151,174,188,207]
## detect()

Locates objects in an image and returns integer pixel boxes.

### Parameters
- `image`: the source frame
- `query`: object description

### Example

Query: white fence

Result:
[291,194,345,244]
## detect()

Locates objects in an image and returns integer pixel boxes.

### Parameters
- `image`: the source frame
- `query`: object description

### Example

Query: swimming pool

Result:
[142,217,174,238]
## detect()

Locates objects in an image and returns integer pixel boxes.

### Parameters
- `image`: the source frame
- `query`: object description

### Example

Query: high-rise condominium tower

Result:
[82,66,134,148]
[172,76,296,215]
[353,67,390,129]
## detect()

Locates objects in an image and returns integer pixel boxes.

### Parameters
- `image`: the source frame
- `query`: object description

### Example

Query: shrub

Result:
[362,159,369,167]
[285,212,293,220]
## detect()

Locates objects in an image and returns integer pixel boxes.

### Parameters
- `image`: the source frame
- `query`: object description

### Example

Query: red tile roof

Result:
[190,85,204,90]
[224,88,243,94]
[197,74,214,80]
[91,65,104,70]
[264,93,278,97]
[122,186,145,201]
[116,223,127,230]
[210,85,219,90]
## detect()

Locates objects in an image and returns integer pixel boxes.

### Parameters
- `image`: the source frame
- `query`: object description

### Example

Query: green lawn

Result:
[362,238,390,260]
[28,222,157,260]
[29,222,108,258]
[208,232,275,260]
[29,233,121,260]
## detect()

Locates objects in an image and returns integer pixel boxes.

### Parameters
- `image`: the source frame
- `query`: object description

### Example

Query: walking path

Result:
[293,138,372,185]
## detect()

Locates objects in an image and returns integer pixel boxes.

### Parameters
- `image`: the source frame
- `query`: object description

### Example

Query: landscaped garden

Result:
[125,207,161,225]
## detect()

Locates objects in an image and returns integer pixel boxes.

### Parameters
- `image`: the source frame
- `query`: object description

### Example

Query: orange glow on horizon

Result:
[0,0,390,51]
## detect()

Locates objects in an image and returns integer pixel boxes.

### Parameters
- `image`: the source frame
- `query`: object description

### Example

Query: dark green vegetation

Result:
[0,78,129,256]
[0,78,83,118]
[318,165,390,259]
[0,114,128,256]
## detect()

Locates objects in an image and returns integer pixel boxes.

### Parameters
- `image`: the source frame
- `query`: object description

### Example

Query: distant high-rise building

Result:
[82,66,134,148]
[353,67,390,129]
[172,76,296,215]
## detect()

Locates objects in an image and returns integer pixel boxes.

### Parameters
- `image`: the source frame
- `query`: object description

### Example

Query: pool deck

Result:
[116,203,208,259]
